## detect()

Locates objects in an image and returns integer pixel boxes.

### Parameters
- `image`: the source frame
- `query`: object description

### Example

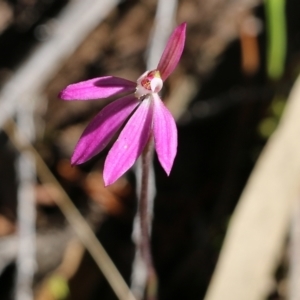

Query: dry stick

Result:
[15,104,37,300]
[204,75,300,300]
[4,119,136,300]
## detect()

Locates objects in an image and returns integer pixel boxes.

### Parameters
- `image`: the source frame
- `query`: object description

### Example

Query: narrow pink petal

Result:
[157,23,186,81]
[152,94,177,175]
[59,76,136,100]
[104,98,153,186]
[71,95,139,164]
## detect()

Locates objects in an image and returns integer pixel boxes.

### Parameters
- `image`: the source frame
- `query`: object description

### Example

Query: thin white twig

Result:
[15,98,37,300]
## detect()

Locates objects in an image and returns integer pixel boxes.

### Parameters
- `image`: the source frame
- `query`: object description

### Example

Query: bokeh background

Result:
[0,0,299,299]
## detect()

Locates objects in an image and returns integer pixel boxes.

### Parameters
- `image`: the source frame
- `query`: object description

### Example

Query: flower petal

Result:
[71,95,139,164]
[104,98,153,185]
[157,23,186,81]
[152,94,177,175]
[59,76,136,100]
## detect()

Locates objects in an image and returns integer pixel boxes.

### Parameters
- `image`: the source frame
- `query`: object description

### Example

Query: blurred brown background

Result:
[0,0,299,299]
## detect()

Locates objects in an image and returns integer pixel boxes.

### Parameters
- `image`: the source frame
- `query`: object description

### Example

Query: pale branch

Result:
[204,74,300,300]
[15,103,37,300]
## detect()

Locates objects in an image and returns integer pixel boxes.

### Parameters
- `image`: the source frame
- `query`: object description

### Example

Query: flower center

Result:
[135,69,163,98]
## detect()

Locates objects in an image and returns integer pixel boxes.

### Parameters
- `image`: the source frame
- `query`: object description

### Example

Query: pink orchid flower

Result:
[59,23,186,186]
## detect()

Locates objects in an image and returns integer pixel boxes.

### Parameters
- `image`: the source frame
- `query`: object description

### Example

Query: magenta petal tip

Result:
[157,22,186,81]
[152,94,177,175]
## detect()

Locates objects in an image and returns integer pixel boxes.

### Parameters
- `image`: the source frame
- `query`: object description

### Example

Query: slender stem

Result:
[139,136,158,300]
